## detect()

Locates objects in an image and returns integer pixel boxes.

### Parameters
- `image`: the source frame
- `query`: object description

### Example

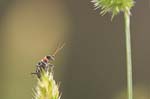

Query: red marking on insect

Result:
[31,42,65,78]
[41,57,49,63]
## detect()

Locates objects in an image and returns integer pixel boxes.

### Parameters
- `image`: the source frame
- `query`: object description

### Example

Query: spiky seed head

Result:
[91,0,134,19]
[33,70,61,99]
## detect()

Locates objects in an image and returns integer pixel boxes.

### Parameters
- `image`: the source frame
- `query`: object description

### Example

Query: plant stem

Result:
[124,12,133,99]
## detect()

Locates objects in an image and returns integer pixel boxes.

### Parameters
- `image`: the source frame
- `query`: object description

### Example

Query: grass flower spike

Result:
[33,69,61,99]
[92,0,134,19]
[91,0,135,99]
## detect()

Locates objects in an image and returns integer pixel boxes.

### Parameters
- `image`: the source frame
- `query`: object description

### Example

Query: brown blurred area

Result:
[0,0,70,99]
[0,0,150,99]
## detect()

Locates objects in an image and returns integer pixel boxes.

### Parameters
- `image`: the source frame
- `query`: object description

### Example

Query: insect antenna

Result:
[52,42,65,57]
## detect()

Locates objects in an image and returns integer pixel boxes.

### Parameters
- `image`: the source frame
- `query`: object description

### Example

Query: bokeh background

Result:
[0,0,150,99]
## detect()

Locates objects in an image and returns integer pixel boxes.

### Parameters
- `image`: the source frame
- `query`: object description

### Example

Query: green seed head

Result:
[33,70,61,99]
[92,0,134,19]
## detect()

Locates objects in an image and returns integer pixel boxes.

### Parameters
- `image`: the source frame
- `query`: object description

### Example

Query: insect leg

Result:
[46,63,54,71]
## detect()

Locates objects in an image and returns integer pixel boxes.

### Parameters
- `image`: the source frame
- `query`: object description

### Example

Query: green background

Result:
[0,0,150,99]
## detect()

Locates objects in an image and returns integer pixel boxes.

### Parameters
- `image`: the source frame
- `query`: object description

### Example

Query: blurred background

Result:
[0,0,150,99]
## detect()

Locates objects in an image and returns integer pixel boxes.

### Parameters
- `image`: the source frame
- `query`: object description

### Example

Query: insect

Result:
[32,43,65,78]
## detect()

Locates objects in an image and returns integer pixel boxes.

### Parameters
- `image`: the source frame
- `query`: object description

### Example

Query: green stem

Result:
[124,12,133,99]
